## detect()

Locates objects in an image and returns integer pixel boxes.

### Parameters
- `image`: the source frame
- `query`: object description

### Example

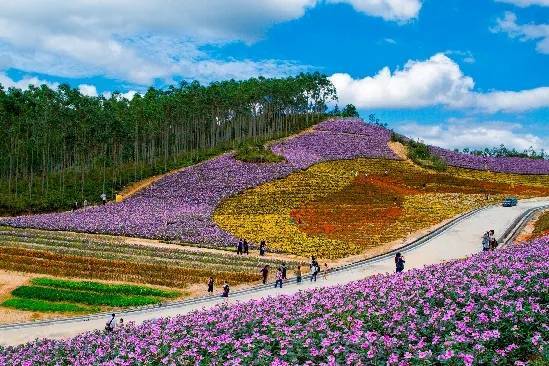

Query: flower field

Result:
[2,236,547,365]
[0,119,397,247]
[430,146,549,174]
[0,227,293,288]
[215,158,549,258]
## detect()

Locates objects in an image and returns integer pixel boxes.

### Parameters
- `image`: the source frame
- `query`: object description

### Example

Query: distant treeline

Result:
[0,73,336,214]
[457,145,547,160]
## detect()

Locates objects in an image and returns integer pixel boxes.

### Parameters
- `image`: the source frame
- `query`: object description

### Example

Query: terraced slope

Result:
[0,119,396,246]
[215,158,549,258]
[0,227,292,288]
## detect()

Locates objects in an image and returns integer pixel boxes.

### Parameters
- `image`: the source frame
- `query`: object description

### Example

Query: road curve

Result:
[1,197,548,347]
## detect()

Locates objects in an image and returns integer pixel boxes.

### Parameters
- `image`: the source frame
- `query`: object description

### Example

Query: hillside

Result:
[1,118,548,259]
[2,235,546,365]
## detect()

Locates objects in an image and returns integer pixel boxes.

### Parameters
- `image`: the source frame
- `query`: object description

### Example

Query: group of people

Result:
[236,239,267,256]
[207,277,231,298]
[73,193,108,211]
[104,313,124,332]
[482,229,498,251]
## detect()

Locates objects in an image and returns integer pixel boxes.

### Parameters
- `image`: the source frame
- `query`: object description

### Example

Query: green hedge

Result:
[1,298,93,313]
[12,286,160,307]
[32,278,179,298]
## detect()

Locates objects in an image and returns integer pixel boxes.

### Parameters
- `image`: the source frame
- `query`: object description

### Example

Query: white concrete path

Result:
[1,197,548,347]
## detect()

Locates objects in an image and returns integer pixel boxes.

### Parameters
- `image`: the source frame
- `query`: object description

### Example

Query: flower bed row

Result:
[0,227,292,288]
[2,236,547,365]
[0,119,397,246]
[430,146,549,175]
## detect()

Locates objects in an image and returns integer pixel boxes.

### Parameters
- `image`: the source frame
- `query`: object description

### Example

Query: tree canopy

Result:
[0,73,336,214]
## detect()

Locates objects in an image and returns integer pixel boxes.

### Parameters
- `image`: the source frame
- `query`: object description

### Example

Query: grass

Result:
[391,132,447,172]
[1,298,93,313]
[31,278,179,298]
[234,141,285,163]
[11,285,161,307]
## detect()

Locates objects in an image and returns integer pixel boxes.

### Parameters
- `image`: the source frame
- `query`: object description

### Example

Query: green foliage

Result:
[235,141,285,163]
[31,278,179,298]
[406,140,448,172]
[1,298,93,313]
[0,73,337,215]
[459,144,547,160]
[340,104,359,117]
[11,285,161,307]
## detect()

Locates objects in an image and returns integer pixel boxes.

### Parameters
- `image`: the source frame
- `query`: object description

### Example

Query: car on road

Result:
[502,197,518,207]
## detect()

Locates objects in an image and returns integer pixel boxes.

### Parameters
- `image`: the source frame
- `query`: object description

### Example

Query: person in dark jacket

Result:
[207,277,214,294]
[281,263,287,280]
[259,241,266,256]
[222,282,230,297]
[260,265,269,284]
[243,240,249,255]
[237,240,243,255]
[395,252,405,273]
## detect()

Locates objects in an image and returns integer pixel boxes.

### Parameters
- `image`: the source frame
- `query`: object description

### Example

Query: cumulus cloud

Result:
[495,0,549,7]
[0,72,58,90]
[0,0,421,86]
[491,12,549,54]
[328,0,422,21]
[397,119,549,151]
[329,52,549,113]
[78,84,98,97]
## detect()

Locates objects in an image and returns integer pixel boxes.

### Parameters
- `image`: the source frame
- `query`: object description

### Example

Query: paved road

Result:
[1,197,548,347]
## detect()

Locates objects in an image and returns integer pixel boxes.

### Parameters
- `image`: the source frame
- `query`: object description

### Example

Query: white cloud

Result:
[328,0,422,21]
[0,0,421,86]
[495,0,549,7]
[329,52,549,113]
[0,72,58,90]
[78,84,98,97]
[491,12,549,54]
[397,119,549,151]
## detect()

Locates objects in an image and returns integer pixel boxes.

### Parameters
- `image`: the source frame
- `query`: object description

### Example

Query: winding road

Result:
[1,197,548,347]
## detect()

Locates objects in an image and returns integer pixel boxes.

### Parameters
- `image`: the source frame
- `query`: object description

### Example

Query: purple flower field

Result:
[2,236,547,365]
[430,146,549,175]
[0,119,397,245]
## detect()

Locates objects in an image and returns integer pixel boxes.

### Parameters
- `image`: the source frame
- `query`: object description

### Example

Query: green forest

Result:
[0,73,337,215]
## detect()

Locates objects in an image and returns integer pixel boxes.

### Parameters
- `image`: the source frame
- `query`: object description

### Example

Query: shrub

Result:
[1,298,92,313]
[31,278,179,298]
[11,286,160,307]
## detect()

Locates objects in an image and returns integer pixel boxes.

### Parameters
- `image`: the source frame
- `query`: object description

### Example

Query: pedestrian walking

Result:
[281,263,287,280]
[260,265,269,285]
[243,240,249,255]
[482,231,491,252]
[221,282,230,298]
[395,252,405,273]
[295,265,302,283]
[310,257,319,282]
[237,240,243,255]
[207,277,214,294]
[489,230,498,250]
[105,313,116,332]
[322,263,329,280]
[274,268,283,288]
[100,192,107,205]
[259,241,266,256]
[73,201,79,211]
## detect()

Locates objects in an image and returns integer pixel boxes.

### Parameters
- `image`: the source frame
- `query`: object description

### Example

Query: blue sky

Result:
[0,0,548,151]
